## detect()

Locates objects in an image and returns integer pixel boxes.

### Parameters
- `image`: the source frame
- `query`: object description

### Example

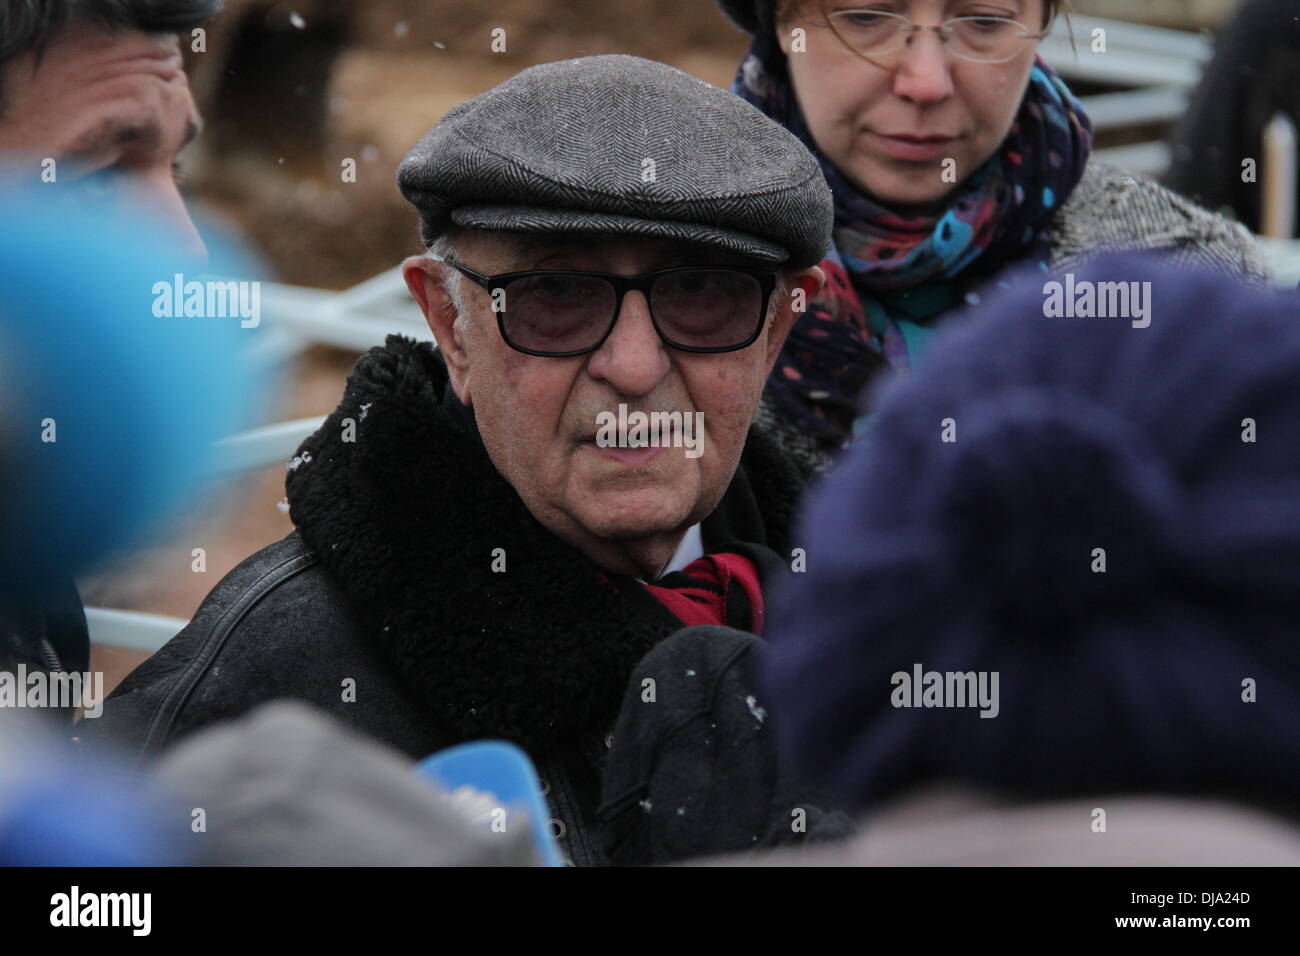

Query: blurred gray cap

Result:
[151,702,539,866]
[397,54,831,268]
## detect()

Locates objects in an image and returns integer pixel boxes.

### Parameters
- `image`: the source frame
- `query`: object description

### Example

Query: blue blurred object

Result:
[416,741,562,866]
[0,186,266,586]
[0,713,188,866]
[0,771,185,867]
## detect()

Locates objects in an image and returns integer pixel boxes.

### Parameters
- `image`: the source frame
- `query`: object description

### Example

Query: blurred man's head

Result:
[397,55,832,580]
[0,0,221,258]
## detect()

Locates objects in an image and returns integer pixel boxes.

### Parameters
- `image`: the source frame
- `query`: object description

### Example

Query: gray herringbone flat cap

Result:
[397,54,832,268]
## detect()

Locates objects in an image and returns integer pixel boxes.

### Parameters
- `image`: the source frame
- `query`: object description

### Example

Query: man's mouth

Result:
[584,440,664,466]
[581,405,706,462]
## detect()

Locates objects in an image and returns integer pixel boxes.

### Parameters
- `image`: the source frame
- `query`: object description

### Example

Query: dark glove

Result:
[597,625,852,864]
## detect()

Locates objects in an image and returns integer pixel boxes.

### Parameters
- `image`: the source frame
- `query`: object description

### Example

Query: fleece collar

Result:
[285,336,801,750]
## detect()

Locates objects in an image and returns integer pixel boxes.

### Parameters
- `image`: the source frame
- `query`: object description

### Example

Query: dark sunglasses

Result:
[436,256,779,357]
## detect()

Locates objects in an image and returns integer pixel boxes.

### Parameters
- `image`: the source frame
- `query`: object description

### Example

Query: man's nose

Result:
[891,28,956,104]
[584,290,672,397]
[147,175,208,265]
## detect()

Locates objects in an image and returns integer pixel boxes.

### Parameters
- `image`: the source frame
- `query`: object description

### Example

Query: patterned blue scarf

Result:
[733,32,1093,445]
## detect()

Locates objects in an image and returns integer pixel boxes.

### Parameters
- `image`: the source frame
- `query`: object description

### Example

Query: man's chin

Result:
[568,486,695,541]
[560,446,709,537]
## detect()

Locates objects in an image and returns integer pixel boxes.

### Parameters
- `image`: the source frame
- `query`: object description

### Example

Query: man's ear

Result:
[763,265,825,375]
[401,255,473,405]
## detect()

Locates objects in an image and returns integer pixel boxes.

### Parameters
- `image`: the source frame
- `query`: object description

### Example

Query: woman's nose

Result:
[890,29,956,104]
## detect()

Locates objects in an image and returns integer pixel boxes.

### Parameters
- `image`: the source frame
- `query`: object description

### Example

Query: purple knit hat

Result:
[762,253,1300,811]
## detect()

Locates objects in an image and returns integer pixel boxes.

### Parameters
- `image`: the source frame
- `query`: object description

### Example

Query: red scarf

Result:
[643,552,765,635]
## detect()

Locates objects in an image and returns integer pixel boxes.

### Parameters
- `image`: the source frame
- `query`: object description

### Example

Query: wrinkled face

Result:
[404,232,822,579]
[780,0,1046,213]
[0,21,205,258]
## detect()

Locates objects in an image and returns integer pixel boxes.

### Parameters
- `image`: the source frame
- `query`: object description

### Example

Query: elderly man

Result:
[90,55,831,865]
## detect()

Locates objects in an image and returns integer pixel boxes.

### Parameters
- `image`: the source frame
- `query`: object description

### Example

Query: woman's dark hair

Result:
[0,0,222,110]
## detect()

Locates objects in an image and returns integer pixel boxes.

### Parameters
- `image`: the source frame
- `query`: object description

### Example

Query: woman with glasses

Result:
[716,0,1267,470]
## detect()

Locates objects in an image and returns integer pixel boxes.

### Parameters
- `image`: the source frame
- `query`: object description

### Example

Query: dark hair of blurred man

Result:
[0,0,221,259]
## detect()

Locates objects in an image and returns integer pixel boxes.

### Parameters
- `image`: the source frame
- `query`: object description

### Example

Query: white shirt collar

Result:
[659,522,704,577]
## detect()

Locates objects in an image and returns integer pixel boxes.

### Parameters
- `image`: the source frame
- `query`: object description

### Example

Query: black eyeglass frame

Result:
[437,256,781,358]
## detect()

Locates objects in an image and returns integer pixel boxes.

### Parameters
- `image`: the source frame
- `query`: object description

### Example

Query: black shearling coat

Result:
[84,335,814,866]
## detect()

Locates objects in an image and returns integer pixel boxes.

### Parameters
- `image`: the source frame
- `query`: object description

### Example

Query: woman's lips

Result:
[868,131,957,162]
